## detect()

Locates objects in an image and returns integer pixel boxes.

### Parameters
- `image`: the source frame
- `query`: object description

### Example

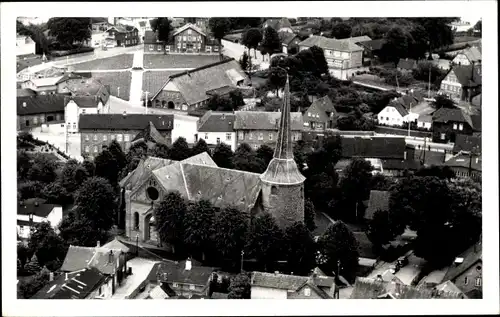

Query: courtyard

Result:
[143,54,220,69]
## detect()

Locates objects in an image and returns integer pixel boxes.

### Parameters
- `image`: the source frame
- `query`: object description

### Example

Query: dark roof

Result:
[311,95,336,113]
[387,102,409,117]
[60,246,97,272]
[444,152,482,172]
[470,114,481,131]
[17,95,66,116]
[451,65,482,87]
[234,111,303,130]
[290,280,331,299]
[365,190,390,220]
[197,111,236,133]
[64,95,101,108]
[299,35,363,52]
[107,25,137,33]
[432,107,473,127]
[17,88,37,97]
[397,58,417,70]
[264,18,292,30]
[149,260,216,286]
[341,137,406,159]
[453,135,481,154]
[357,38,386,51]
[144,30,160,44]
[32,268,106,299]
[62,77,110,105]
[350,277,465,299]
[250,272,309,290]
[18,202,59,218]
[78,114,174,131]
[382,159,422,171]
[443,242,482,282]
[279,32,299,46]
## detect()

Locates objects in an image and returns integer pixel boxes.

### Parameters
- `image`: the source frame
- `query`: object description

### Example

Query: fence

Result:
[375,126,432,138]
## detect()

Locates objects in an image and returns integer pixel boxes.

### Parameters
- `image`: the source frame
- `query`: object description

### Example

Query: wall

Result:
[198,132,236,151]
[440,71,462,99]
[236,129,302,150]
[169,282,208,297]
[18,112,65,131]
[377,106,405,127]
[452,53,472,66]
[16,38,36,56]
[350,51,363,68]
[251,286,287,299]
[288,286,326,299]
[452,260,482,296]
[261,182,305,229]
[451,166,481,182]
[65,101,100,134]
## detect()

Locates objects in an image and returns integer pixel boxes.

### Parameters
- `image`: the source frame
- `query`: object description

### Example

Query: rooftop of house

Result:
[17,201,59,218]
[153,59,249,105]
[62,77,110,104]
[106,25,137,33]
[64,95,102,108]
[30,75,65,87]
[350,277,465,299]
[418,114,433,123]
[443,241,482,283]
[233,111,303,131]
[172,23,206,37]
[432,107,473,127]
[250,271,310,290]
[356,38,386,51]
[278,31,299,46]
[385,101,409,117]
[453,134,481,154]
[148,260,216,286]
[132,121,170,146]
[458,46,482,63]
[365,190,390,220]
[144,30,161,43]
[31,268,106,299]
[197,111,236,133]
[397,58,417,70]
[78,113,174,131]
[101,237,130,253]
[353,231,377,260]
[451,64,482,87]
[444,151,482,171]
[340,136,407,159]
[308,95,336,114]
[60,245,123,274]
[299,35,363,52]
[435,280,466,297]
[17,94,66,116]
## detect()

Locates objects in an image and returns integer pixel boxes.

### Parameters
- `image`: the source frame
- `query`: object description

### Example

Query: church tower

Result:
[260,75,306,229]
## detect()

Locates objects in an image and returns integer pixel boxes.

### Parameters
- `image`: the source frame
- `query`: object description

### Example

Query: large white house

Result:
[196,111,237,151]
[16,35,36,56]
[377,102,409,127]
[17,201,63,240]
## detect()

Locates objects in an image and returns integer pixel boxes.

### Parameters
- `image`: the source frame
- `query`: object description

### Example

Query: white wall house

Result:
[65,98,107,134]
[417,114,433,130]
[16,35,36,56]
[377,104,408,127]
[196,112,237,151]
[17,203,63,240]
[172,114,198,144]
[250,285,288,299]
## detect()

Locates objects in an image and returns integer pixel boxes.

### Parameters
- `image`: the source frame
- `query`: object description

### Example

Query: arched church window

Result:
[147,187,159,201]
[133,212,139,230]
[271,186,278,195]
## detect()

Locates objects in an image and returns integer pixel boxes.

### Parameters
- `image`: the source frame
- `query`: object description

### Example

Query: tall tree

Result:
[256,144,274,167]
[183,200,217,260]
[108,140,128,171]
[242,28,263,59]
[213,143,234,168]
[169,137,191,161]
[331,22,352,39]
[304,199,317,232]
[208,18,232,61]
[154,191,187,253]
[18,269,50,299]
[227,273,251,299]
[381,26,411,66]
[74,176,117,231]
[214,207,249,263]
[232,143,266,173]
[192,138,210,156]
[94,149,120,186]
[283,222,317,275]
[26,154,57,184]
[150,18,173,54]
[229,90,245,109]
[415,18,455,52]
[58,159,89,195]
[317,221,359,281]
[47,18,91,48]
[367,209,398,248]
[239,51,250,71]
[309,46,329,76]
[474,20,482,36]
[41,182,73,206]
[268,66,288,96]
[246,214,283,271]
[261,26,281,59]
[58,213,109,247]
[27,222,66,267]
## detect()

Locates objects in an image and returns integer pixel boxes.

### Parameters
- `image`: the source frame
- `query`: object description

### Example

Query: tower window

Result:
[271,186,278,195]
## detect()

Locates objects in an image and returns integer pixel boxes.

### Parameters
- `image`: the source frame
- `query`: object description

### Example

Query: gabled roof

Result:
[87,248,123,275]
[450,65,482,87]
[17,88,37,97]
[32,268,106,299]
[148,260,215,286]
[432,107,473,127]
[341,137,406,159]
[356,38,386,51]
[279,31,299,46]
[62,77,110,104]
[119,156,176,190]
[30,75,65,87]
[60,246,97,272]
[350,277,465,299]
[78,114,174,131]
[18,202,59,218]
[234,111,303,130]
[417,114,433,123]
[106,25,137,33]
[298,35,363,52]
[132,121,170,146]
[444,152,482,172]
[397,58,417,70]
[197,111,236,133]
[250,271,309,290]
[173,23,206,37]
[459,46,482,63]
[263,18,292,30]
[17,95,66,115]
[443,242,482,282]
[311,95,336,113]
[385,102,409,117]
[153,59,249,105]
[144,30,160,43]
[349,35,372,43]
[289,280,331,299]
[453,135,481,154]
[365,190,390,220]
[64,95,101,108]
[102,237,130,253]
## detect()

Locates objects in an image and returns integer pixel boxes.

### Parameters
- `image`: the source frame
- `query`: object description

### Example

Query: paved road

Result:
[405,138,454,152]
[129,51,145,105]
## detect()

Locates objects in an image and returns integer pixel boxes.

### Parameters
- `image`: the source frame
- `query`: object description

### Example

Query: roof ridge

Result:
[184,162,261,177]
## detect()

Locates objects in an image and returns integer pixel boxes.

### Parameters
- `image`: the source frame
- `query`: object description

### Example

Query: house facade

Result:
[144,24,218,54]
[442,242,482,298]
[105,26,140,47]
[302,96,337,131]
[432,107,474,143]
[16,35,36,57]
[17,202,63,240]
[65,96,109,134]
[279,32,301,54]
[417,114,432,130]
[439,65,482,101]
[17,95,66,131]
[452,47,482,66]
[298,36,364,80]
[234,111,303,150]
[377,102,409,127]
[196,111,237,151]
[78,114,174,159]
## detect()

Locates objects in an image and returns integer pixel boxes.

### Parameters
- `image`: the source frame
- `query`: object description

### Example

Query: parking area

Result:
[143,54,219,69]
[70,54,134,70]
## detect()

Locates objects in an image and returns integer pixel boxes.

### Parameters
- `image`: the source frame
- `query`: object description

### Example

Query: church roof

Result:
[260,76,305,185]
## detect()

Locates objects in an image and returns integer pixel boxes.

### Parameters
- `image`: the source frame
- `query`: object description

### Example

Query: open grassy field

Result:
[143,54,220,69]
[70,54,134,70]
[92,71,132,101]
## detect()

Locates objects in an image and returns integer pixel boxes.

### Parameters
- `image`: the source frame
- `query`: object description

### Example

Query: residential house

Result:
[471,93,482,107]
[365,190,390,221]
[441,241,482,298]
[17,201,63,240]
[60,244,129,298]
[443,152,481,181]
[263,18,293,33]
[377,100,409,127]
[143,30,166,54]
[381,158,422,177]
[17,88,37,97]
[150,59,249,112]
[21,76,67,94]
[16,35,36,57]
[453,134,481,154]
[104,25,140,47]
[91,18,113,32]
[350,277,465,299]
[115,18,151,43]
[234,111,303,150]
[452,46,482,66]
[298,35,364,79]
[417,114,433,130]
[31,268,108,299]
[279,32,301,54]
[196,111,237,151]
[90,32,107,48]
[432,107,474,143]
[17,94,66,130]
[146,259,216,298]
[356,38,386,65]
[449,21,473,36]
[144,23,218,54]
[302,96,337,131]
[397,58,417,73]
[439,65,482,102]
[78,113,174,159]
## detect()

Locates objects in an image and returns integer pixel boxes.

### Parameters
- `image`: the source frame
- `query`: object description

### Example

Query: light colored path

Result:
[111,257,158,299]
[73,69,129,73]
[54,46,141,67]
[145,68,195,71]
[129,51,145,106]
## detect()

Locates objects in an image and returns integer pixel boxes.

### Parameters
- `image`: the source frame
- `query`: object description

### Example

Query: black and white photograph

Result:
[1,1,498,316]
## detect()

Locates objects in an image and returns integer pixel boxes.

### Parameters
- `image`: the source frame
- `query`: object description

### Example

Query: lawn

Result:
[142,70,184,96]
[143,54,220,69]
[70,54,134,70]
[91,71,132,101]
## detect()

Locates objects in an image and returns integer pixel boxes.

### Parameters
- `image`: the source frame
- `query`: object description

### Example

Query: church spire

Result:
[274,74,293,160]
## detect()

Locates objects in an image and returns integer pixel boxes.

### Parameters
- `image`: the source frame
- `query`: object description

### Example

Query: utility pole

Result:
[240,250,244,273]
[422,137,427,165]
[144,91,149,114]
[428,63,432,99]
[407,102,412,137]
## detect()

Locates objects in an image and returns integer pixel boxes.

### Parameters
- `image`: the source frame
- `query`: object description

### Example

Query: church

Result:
[118,76,305,244]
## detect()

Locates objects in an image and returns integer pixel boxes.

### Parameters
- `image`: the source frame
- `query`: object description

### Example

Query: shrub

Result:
[49,46,94,58]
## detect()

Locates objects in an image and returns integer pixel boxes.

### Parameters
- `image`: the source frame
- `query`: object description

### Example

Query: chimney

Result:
[65,273,68,281]
[185,258,192,271]
[376,274,383,282]
[49,272,54,282]
[108,250,114,264]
